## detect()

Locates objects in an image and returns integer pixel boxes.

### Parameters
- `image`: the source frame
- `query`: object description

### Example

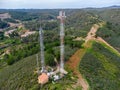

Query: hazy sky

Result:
[0,0,120,9]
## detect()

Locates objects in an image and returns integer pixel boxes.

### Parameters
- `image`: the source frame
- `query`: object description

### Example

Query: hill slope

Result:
[0,54,38,90]
[89,8,120,52]
[0,8,120,90]
[0,52,78,90]
[80,42,120,90]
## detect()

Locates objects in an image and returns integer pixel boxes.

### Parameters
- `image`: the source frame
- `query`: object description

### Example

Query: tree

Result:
[45,53,56,66]
[7,55,15,65]
[0,20,9,29]
[0,31,4,40]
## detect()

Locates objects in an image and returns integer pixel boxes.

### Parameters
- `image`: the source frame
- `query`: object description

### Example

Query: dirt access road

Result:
[67,23,120,90]
[66,24,99,90]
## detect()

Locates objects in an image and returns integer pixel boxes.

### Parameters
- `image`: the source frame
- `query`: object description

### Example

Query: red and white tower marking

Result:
[57,11,67,74]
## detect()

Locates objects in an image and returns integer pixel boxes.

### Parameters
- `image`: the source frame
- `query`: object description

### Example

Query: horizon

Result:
[0,5,120,10]
[0,0,120,9]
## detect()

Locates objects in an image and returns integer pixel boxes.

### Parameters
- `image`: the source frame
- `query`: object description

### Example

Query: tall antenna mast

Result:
[57,11,66,70]
[39,24,45,72]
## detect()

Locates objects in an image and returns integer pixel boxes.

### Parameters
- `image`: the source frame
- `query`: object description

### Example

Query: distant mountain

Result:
[106,5,120,9]
[82,5,120,11]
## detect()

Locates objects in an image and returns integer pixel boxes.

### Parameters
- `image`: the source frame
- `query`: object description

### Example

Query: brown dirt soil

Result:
[66,24,99,90]
[66,48,88,90]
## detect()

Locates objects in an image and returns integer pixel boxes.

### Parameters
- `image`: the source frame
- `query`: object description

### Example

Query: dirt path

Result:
[66,24,99,90]
[67,48,88,90]
[96,37,120,56]
[66,23,120,90]
[85,24,99,42]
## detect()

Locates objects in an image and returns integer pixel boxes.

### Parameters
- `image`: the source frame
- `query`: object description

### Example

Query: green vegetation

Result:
[0,19,9,29]
[24,20,58,31]
[4,18,19,23]
[0,8,120,89]
[97,22,120,52]
[8,10,56,21]
[94,9,120,52]
[65,10,101,38]
[0,31,4,40]
[5,43,39,65]
[80,42,120,90]
[0,54,38,90]
[0,53,78,90]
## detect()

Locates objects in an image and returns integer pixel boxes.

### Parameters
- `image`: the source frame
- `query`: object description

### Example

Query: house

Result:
[38,73,49,84]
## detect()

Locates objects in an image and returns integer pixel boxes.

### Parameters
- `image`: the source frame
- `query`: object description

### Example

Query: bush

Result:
[45,53,56,66]
[0,20,9,29]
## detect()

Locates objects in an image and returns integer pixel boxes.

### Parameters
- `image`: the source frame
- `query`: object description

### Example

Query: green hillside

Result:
[0,45,79,90]
[79,42,120,90]
[0,54,38,90]
[91,9,120,52]
[0,53,75,90]
[65,10,101,38]
[0,8,120,90]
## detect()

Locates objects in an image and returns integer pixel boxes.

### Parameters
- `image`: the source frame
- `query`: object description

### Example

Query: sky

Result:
[0,0,120,9]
